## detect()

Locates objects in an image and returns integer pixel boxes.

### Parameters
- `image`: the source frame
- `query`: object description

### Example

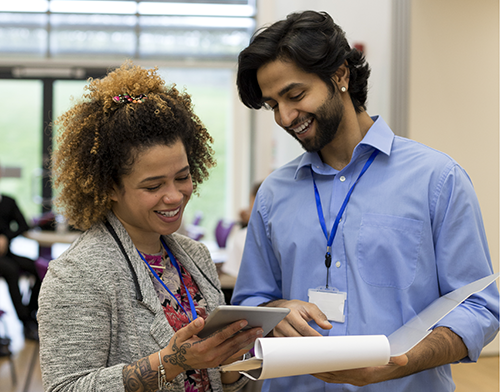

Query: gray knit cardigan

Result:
[38,212,247,392]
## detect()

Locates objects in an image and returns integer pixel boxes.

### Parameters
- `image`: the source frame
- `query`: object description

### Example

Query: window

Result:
[158,67,234,238]
[0,80,43,219]
[0,1,255,241]
[0,0,255,60]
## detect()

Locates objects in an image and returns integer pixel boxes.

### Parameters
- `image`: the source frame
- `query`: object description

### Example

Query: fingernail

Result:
[194,318,202,327]
[240,321,247,328]
[256,329,263,336]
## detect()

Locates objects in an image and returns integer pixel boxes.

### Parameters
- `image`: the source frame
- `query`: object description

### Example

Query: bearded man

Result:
[231,10,499,392]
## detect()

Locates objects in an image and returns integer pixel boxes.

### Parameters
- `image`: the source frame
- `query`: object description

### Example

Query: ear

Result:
[331,61,350,90]
[109,185,119,202]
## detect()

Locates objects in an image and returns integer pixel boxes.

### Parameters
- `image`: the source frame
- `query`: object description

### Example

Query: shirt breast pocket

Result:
[356,213,423,289]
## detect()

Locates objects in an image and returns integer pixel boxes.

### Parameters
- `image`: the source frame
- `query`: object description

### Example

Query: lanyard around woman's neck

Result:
[137,238,198,321]
[310,149,379,288]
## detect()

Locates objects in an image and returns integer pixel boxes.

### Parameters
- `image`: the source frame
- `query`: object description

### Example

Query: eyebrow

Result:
[138,165,190,184]
[261,82,304,103]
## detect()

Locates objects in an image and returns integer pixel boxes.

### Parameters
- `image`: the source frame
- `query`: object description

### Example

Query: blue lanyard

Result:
[311,149,379,288]
[137,238,198,321]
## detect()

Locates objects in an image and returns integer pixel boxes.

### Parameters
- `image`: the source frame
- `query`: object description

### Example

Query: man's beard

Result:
[286,94,344,153]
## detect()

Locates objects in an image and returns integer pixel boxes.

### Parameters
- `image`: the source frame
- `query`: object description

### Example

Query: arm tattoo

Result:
[163,336,195,371]
[122,357,157,392]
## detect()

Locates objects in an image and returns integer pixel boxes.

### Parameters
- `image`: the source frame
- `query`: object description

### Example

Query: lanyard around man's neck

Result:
[310,149,379,288]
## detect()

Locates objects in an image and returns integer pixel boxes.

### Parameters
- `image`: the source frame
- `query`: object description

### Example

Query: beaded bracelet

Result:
[157,350,174,390]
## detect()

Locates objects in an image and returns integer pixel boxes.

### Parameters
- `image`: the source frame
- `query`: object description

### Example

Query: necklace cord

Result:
[104,219,143,301]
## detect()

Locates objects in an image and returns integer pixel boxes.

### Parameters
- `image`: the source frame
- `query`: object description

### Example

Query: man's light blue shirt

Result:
[232,116,499,392]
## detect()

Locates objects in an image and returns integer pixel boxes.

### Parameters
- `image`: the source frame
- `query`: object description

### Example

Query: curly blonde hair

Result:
[52,62,215,231]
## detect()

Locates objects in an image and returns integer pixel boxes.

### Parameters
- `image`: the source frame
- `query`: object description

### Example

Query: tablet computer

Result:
[197,305,290,339]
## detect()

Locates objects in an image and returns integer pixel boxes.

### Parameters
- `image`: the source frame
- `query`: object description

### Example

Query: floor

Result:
[452,356,499,392]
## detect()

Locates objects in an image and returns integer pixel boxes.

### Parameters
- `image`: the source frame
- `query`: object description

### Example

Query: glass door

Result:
[0,79,43,220]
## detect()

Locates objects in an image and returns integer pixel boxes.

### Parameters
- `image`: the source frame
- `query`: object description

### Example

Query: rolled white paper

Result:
[223,335,390,380]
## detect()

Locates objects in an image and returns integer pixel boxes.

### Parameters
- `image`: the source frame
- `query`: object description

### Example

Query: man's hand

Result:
[312,327,467,386]
[262,299,332,337]
[0,234,8,256]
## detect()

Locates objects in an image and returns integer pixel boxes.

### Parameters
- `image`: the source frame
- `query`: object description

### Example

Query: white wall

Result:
[408,0,499,355]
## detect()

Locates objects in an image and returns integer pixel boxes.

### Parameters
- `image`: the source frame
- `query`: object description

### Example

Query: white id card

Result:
[308,287,346,323]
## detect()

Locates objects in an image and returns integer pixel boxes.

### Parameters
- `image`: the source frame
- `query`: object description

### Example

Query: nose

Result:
[162,185,183,205]
[276,104,299,128]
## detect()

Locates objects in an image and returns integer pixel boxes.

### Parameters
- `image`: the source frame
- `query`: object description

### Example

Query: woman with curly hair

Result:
[38,62,262,392]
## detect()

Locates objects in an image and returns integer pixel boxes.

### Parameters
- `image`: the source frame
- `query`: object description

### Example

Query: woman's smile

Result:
[155,206,182,219]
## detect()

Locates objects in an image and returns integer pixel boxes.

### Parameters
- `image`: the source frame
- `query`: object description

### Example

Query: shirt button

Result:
[339,176,346,182]
[335,261,341,268]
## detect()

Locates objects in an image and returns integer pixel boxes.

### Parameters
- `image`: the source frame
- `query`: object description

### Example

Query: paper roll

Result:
[238,335,390,380]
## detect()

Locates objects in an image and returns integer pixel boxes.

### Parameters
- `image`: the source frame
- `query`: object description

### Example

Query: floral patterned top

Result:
[142,249,211,392]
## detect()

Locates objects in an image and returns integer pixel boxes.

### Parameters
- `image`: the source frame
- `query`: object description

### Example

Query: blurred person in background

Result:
[0,163,40,340]
[222,181,262,279]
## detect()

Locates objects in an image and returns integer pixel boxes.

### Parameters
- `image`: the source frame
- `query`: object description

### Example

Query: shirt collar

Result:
[295,115,394,179]
[357,115,393,157]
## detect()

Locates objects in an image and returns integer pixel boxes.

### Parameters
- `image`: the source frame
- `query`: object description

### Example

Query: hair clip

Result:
[112,94,148,104]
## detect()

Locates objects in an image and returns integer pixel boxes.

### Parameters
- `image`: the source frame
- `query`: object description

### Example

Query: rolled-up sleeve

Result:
[432,164,499,362]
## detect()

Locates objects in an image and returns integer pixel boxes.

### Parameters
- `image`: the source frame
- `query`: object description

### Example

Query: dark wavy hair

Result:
[52,62,215,230]
[237,10,371,113]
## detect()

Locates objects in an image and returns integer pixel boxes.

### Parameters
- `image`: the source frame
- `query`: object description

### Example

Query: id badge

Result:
[308,287,346,323]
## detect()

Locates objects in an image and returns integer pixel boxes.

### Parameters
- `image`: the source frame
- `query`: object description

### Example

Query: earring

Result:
[341,86,347,93]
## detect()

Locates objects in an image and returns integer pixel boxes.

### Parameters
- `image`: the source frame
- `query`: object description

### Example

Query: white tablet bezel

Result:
[197,305,290,339]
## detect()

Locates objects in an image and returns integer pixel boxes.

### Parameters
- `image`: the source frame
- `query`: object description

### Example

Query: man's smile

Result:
[289,117,313,135]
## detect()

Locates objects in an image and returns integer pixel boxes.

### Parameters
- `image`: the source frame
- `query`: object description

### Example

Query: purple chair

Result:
[185,211,205,241]
[35,258,50,281]
[215,220,235,249]
[192,211,203,226]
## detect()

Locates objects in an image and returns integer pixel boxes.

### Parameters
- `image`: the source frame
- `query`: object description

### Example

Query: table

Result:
[24,230,81,259]
[24,230,80,248]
